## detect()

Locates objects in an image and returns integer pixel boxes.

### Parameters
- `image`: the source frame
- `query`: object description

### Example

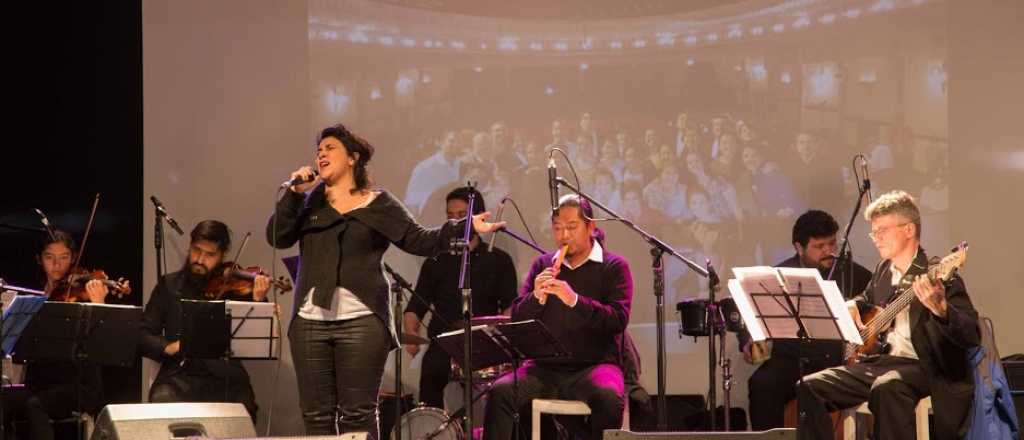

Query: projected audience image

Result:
[308,0,951,334]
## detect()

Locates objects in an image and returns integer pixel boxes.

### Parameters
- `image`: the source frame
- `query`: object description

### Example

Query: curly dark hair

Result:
[318,123,375,194]
[791,210,839,247]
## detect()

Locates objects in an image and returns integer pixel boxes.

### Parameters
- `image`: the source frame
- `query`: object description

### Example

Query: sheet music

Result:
[1,290,15,311]
[821,280,863,345]
[762,317,801,339]
[728,266,862,343]
[733,266,785,295]
[728,279,766,341]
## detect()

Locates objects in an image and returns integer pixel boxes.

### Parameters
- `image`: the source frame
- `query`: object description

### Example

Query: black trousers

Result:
[3,386,57,440]
[290,314,391,438]
[418,343,454,409]
[7,361,103,440]
[483,362,625,440]
[148,360,259,423]
[747,341,842,430]
[797,356,930,440]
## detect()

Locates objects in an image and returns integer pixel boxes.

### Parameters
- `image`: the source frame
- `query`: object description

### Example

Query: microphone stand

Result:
[154,204,167,279]
[553,177,712,431]
[0,223,47,234]
[827,175,870,282]
[456,185,477,439]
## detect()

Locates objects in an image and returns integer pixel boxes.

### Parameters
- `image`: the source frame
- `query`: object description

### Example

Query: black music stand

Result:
[12,301,142,439]
[179,299,231,360]
[13,302,142,367]
[180,299,279,360]
[434,319,568,440]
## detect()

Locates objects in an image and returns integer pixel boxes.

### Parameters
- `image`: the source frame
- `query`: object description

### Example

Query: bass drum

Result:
[391,407,464,440]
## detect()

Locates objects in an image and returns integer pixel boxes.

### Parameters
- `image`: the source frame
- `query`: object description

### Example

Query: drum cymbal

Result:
[400,333,429,345]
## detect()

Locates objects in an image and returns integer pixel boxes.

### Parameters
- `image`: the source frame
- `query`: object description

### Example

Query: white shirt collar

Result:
[890,263,905,286]
[553,240,604,271]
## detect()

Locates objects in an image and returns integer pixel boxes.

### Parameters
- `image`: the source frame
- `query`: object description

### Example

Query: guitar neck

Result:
[860,286,917,341]
[859,262,944,341]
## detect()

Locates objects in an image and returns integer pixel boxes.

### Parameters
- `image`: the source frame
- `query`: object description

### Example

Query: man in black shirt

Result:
[402,187,519,409]
[140,220,270,422]
[738,210,872,430]
[483,195,633,440]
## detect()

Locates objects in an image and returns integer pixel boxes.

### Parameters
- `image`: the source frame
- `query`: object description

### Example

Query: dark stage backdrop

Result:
[1,1,143,406]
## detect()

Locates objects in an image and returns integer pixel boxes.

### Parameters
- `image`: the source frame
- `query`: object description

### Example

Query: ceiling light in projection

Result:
[926,61,947,97]
[803,63,839,107]
[315,80,354,127]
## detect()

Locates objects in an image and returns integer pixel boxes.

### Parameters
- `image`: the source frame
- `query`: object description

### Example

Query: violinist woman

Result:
[140,220,270,422]
[40,230,112,302]
[267,123,503,437]
[4,230,110,440]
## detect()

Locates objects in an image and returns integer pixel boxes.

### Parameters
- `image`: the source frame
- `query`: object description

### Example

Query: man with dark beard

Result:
[737,210,872,430]
[139,220,270,421]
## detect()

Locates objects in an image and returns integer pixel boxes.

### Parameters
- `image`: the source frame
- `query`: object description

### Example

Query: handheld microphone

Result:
[547,157,558,212]
[281,169,319,189]
[487,196,508,252]
[859,156,873,202]
[34,208,57,241]
[149,196,185,235]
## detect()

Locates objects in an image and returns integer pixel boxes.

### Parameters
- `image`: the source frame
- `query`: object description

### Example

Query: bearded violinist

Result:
[139,220,270,422]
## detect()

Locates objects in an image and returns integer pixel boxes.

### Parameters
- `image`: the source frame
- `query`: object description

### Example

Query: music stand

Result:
[226,301,279,360]
[2,295,45,356]
[1,293,45,438]
[179,299,231,360]
[434,319,568,440]
[180,299,279,360]
[11,301,142,439]
[728,267,861,344]
[727,266,862,427]
[13,302,142,367]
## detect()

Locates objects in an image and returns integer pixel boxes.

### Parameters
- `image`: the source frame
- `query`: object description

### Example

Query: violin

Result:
[51,267,132,302]
[204,261,293,301]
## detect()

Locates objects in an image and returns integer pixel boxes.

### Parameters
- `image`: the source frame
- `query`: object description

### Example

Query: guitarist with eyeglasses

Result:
[797,190,979,440]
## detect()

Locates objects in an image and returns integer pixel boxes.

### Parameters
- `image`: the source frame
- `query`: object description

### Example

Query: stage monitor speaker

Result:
[604,428,796,440]
[90,402,256,440]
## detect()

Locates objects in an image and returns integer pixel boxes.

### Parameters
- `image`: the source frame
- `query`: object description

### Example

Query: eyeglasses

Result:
[868,222,909,240]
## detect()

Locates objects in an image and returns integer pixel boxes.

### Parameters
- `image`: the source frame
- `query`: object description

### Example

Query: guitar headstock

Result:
[930,241,968,281]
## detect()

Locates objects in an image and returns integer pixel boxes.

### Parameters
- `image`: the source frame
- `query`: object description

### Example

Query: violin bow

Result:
[64,193,100,299]
[226,232,253,275]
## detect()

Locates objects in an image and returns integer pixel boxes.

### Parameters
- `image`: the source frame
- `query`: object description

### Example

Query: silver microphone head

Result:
[33,208,49,226]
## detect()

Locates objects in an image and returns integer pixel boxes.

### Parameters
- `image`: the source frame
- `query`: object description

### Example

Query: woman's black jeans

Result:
[290,314,391,438]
